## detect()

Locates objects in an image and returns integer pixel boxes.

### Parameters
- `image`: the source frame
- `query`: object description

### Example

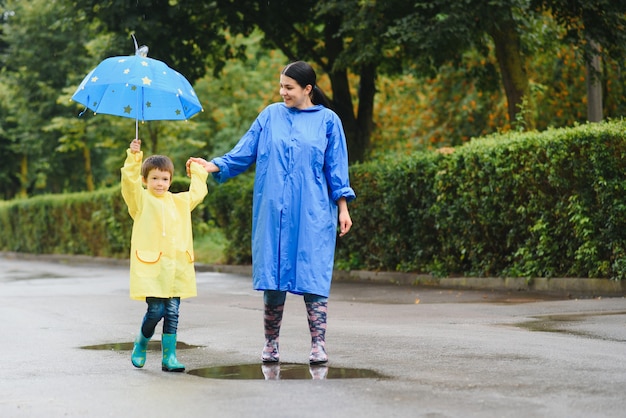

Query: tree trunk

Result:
[326,66,374,163]
[19,154,28,198]
[586,39,603,122]
[487,17,534,130]
[355,63,376,161]
[322,16,368,163]
[83,146,94,192]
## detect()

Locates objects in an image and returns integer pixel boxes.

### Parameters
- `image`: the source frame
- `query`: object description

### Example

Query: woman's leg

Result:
[304,293,329,364]
[262,290,286,362]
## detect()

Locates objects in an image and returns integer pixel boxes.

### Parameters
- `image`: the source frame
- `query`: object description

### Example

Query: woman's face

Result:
[279,74,312,109]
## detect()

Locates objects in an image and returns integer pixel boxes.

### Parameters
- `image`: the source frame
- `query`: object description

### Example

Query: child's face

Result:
[143,168,171,196]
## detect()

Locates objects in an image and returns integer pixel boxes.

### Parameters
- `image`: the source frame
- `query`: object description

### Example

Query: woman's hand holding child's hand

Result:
[130,139,141,154]
[186,157,219,177]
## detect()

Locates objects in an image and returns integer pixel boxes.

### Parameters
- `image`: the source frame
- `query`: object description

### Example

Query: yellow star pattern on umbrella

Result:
[72,50,203,124]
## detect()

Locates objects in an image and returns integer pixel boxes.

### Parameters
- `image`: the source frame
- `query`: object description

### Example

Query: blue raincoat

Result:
[212,103,356,297]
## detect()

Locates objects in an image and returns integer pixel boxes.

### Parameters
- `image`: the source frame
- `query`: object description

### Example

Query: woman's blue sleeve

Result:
[211,117,263,183]
[324,112,356,202]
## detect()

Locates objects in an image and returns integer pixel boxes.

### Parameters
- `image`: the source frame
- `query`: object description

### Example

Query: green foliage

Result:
[336,153,443,272]
[0,187,131,257]
[3,121,626,280]
[193,226,228,265]
[205,175,254,264]
[199,121,626,280]
[370,10,626,157]
[189,32,286,158]
[0,176,208,258]
[78,0,236,82]
[429,120,626,279]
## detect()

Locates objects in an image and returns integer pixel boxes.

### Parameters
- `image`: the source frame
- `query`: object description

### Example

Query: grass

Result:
[193,225,228,264]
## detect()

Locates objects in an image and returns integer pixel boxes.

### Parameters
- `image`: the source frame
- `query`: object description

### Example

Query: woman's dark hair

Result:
[281,61,332,109]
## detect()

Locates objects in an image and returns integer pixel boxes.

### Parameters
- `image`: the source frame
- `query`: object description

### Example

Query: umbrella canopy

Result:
[71,47,202,125]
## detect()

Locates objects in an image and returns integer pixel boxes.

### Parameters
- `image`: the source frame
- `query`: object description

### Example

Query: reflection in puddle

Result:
[80,341,202,351]
[187,363,386,380]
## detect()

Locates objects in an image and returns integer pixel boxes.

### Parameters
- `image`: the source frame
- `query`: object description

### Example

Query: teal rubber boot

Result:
[131,332,150,368]
[161,334,185,372]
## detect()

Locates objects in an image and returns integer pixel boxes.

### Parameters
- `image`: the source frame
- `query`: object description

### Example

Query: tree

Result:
[206,0,416,162]
[386,0,538,129]
[1,0,93,196]
[535,0,626,122]
[388,0,626,130]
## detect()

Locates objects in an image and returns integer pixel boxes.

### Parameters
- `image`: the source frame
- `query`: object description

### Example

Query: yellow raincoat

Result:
[121,149,208,301]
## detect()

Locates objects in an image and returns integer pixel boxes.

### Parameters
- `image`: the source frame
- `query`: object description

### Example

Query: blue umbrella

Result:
[71,44,202,137]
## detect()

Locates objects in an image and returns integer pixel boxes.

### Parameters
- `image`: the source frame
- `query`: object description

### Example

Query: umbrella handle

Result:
[135,80,139,139]
[131,33,139,53]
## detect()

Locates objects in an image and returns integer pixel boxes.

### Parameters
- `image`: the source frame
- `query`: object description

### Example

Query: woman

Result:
[188,61,356,364]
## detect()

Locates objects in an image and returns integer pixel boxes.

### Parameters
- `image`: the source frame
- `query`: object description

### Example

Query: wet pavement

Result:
[1,254,626,417]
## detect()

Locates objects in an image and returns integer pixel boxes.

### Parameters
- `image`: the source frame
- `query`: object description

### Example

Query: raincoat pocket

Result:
[134,250,163,278]
[135,250,162,264]
[185,250,195,263]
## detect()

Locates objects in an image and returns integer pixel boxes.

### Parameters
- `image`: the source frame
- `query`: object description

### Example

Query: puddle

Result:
[515,311,626,342]
[80,342,386,380]
[4,273,66,281]
[81,341,202,351]
[187,363,387,380]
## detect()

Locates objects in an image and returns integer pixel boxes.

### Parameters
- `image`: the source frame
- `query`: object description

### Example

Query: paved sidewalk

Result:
[1,254,625,417]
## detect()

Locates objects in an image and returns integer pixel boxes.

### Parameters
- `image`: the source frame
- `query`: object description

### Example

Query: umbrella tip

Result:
[136,45,149,57]
[130,33,148,57]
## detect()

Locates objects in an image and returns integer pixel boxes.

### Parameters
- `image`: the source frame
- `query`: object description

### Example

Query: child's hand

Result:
[130,139,141,153]
[186,157,219,176]
[186,157,206,176]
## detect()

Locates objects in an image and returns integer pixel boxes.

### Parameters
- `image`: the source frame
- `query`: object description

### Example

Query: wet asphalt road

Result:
[1,254,626,418]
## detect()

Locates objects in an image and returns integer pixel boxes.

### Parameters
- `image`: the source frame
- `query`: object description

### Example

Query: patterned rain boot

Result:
[306,301,328,364]
[131,331,150,368]
[261,303,284,363]
[161,333,185,372]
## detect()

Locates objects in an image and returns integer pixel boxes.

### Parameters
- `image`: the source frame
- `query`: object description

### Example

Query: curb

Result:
[191,262,626,298]
[2,252,624,297]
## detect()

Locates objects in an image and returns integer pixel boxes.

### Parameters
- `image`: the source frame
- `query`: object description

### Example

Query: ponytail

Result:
[311,85,332,109]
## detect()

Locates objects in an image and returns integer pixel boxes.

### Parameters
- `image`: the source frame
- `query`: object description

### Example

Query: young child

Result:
[121,138,208,372]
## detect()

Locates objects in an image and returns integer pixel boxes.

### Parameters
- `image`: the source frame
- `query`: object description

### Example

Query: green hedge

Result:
[0,177,207,258]
[2,121,626,279]
[428,122,626,279]
[202,121,626,280]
